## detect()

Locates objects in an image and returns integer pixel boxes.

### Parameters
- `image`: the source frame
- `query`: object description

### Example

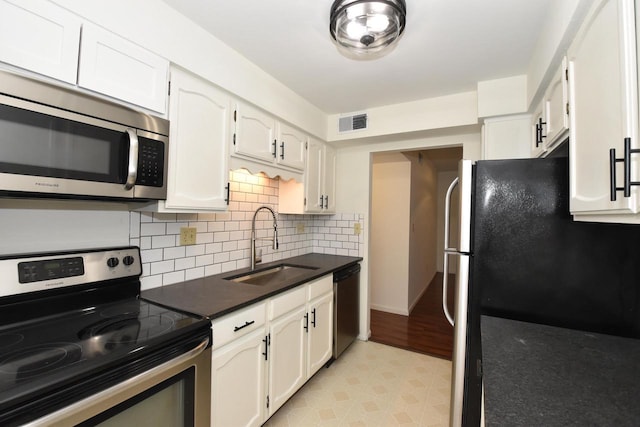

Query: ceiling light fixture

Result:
[330,0,407,59]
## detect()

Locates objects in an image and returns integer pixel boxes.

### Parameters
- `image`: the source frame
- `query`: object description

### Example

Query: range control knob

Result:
[123,255,135,266]
[107,257,119,268]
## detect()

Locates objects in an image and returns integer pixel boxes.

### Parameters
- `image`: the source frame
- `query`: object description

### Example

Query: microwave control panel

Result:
[136,137,164,187]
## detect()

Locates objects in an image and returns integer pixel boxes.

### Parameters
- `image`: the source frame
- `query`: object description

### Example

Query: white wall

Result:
[336,130,481,336]
[0,199,130,255]
[370,154,410,314]
[407,153,438,312]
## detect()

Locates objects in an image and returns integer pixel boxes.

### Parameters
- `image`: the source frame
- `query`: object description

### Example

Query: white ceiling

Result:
[162,0,552,114]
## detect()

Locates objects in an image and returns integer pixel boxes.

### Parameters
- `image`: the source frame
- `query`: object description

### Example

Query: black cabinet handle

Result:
[324,195,328,209]
[311,308,316,328]
[610,138,639,201]
[535,117,546,148]
[224,182,230,205]
[320,196,324,209]
[280,142,285,159]
[272,140,277,158]
[262,334,269,360]
[233,320,255,332]
[304,313,309,332]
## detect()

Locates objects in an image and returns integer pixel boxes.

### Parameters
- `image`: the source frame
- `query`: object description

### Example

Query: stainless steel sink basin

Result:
[226,264,317,286]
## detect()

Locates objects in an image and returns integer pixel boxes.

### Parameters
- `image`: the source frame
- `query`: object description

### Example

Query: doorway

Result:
[368,147,462,359]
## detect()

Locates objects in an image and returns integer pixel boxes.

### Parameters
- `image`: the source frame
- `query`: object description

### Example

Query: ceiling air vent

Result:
[338,113,368,133]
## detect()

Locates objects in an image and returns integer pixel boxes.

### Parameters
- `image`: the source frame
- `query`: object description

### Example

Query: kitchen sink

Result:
[225,264,318,286]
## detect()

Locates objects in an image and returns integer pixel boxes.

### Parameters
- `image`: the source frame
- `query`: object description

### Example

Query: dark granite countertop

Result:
[481,315,640,426]
[141,253,362,319]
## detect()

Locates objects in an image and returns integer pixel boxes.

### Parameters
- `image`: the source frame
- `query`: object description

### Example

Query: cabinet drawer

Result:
[269,286,306,320]
[212,301,266,349]
[308,275,333,301]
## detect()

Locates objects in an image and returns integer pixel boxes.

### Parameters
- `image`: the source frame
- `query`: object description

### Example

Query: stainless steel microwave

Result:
[0,69,169,201]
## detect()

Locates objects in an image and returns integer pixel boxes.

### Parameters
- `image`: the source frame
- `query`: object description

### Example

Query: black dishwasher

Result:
[333,263,360,359]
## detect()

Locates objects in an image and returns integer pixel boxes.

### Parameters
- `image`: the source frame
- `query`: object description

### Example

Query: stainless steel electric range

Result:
[0,247,211,426]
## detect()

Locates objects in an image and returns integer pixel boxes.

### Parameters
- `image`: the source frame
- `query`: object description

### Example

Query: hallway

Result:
[370,273,455,360]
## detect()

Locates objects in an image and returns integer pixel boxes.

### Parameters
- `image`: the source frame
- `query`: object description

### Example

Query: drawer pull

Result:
[233,320,255,332]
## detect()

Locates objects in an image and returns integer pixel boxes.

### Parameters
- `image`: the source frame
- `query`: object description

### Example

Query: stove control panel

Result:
[0,247,142,297]
[18,257,84,283]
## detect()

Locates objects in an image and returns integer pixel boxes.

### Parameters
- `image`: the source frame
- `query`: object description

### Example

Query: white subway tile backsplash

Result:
[131,170,365,288]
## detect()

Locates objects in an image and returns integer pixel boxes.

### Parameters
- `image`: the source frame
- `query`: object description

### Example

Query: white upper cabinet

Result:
[276,122,306,170]
[568,0,639,217]
[78,23,168,114]
[530,101,547,158]
[164,67,230,211]
[279,139,336,214]
[0,1,168,114]
[232,100,307,179]
[234,101,278,164]
[543,58,570,151]
[0,0,81,84]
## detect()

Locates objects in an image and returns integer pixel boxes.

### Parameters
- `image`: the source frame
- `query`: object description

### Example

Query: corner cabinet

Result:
[164,67,230,211]
[230,101,306,180]
[279,138,337,214]
[568,0,640,220]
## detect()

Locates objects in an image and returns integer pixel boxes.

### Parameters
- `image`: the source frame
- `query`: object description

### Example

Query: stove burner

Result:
[0,333,24,349]
[100,303,142,318]
[0,342,82,381]
[79,315,175,352]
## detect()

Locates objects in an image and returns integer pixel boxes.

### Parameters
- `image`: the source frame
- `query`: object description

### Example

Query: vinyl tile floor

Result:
[263,340,452,427]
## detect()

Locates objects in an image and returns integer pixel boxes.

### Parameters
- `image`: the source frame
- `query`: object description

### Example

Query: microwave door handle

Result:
[124,129,138,190]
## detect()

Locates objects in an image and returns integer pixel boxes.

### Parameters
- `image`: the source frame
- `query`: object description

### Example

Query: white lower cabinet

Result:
[307,290,334,376]
[211,301,268,427]
[268,300,307,416]
[210,275,334,426]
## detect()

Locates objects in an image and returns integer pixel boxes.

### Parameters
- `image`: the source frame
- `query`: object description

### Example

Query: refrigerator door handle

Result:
[442,177,459,326]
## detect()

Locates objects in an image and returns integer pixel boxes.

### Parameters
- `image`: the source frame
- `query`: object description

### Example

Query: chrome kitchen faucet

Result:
[251,206,279,270]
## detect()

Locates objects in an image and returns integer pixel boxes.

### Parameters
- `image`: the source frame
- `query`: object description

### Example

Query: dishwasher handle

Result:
[333,263,361,282]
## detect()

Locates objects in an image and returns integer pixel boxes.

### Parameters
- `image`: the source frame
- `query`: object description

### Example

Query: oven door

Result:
[25,337,211,427]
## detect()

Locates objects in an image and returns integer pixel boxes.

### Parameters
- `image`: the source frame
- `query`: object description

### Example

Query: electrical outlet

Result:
[296,223,305,233]
[180,227,197,245]
[354,223,361,235]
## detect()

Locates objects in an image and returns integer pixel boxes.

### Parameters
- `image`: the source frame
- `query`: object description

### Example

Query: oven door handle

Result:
[124,128,139,190]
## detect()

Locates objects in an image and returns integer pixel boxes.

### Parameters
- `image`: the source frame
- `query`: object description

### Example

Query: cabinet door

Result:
[568,0,639,214]
[307,292,333,377]
[234,102,277,163]
[323,144,337,212]
[276,122,306,170]
[530,103,546,158]
[304,138,324,213]
[166,67,230,210]
[544,59,569,150]
[211,328,267,427]
[0,0,80,84]
[78,23,169,114]
[268,305,307,416]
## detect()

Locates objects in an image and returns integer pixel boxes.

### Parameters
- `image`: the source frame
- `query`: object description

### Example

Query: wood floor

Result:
[370,272,455,360]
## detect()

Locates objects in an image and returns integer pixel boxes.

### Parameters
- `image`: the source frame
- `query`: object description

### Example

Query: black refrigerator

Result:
[444,154,640,426]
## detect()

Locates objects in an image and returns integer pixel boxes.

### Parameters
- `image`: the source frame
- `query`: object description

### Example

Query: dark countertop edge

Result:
[141,253,362,320]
